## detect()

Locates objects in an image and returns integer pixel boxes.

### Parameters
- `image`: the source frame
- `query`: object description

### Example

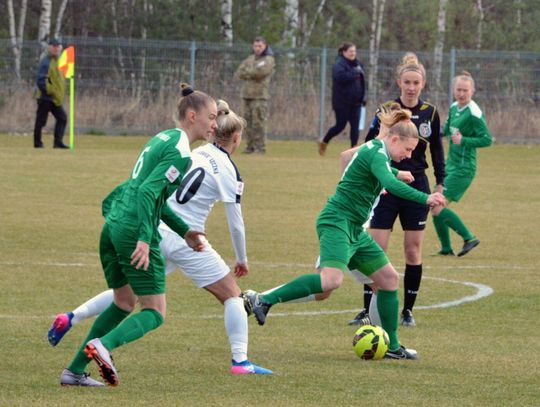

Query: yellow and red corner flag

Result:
[58,46,75,78]
[59,46,75,149]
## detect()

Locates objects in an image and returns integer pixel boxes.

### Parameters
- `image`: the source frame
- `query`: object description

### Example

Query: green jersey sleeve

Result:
[460,115,492,148]
[161,202,190,238]
[369,152,428,205]
[136,155,190,243]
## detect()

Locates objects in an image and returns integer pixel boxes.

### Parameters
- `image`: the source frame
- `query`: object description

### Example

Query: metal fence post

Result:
[319,47,327,141]
[448,47,456,106]
[190,40,197,86]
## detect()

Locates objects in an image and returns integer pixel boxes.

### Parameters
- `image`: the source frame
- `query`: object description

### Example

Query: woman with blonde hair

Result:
[52,96,272,387]
[245,104,446,360]
[431,71,492,257]
[349,52,445,328]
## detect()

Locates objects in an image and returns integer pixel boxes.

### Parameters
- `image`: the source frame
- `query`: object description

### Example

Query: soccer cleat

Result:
[243,290,272,326]
[431,250,455,256]
[348,308,371,326]
[400,309,416,327]
[60,368,104,387]
[241,290,256,316]
[318,140,328,156]
[458,238,480,257]
[84,338,119,386]
[48,312,74,346]
[384,345,418,360]
[231,359,273,375]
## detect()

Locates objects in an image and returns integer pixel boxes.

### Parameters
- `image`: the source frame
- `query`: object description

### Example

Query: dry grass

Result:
[1,86,537,142]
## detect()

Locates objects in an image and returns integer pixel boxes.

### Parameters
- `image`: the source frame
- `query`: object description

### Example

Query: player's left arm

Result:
[136,155,190,243]
[461,116,493,148]
[370,153,428,205]
[429,109,446,186]
[225,202,248,266]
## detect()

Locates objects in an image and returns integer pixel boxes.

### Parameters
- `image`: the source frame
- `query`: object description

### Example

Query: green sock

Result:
[439,208,474,241]
[377,289,400,351]
[433,213,453,252]
[100,308,164,351]
[261,274,323,305]
[67,303,130,374]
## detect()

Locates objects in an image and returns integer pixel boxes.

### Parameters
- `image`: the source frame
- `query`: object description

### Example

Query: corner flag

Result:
[59,46,75,149]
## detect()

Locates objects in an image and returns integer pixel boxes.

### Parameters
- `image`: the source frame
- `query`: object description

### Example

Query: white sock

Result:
[262,285,316,304]
[224,297,248,363]
[369,293,381,326]
[71,289,114,325]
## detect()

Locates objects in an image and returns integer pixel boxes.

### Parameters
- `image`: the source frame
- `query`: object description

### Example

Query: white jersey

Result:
[161,143,244,232]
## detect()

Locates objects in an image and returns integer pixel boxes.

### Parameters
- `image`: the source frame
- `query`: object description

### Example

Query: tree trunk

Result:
[301,0,326,48]
[515,0,522,25]
[475,0,484,50]
[368,0,385,101]
[282,0,299,47]
[433,0,448,103]
[7,0,28,81]
[220,0,233,46]
[38,0,52,54]
[54,0,69,39]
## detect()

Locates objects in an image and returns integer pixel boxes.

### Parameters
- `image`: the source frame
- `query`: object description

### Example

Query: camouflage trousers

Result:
[242,98,268,153]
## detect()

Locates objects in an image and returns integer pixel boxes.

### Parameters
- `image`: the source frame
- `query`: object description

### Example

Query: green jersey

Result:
[326,139,429,225]
[105,128,192,243]
[444,100,492,175]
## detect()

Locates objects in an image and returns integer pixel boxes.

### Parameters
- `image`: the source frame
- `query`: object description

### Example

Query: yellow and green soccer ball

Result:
[352,324,389,360]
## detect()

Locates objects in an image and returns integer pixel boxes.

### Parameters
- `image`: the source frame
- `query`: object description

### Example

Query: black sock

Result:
[403,264,422,312]
[363,284,373,311]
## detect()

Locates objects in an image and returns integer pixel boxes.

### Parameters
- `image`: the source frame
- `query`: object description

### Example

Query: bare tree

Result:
[367,0,385,100]
[220,0,233,46]
[38,0,52,53]
[53,0,69,39]
[7,0,28,81]
[515,0,522,24]
[475,0,484,50]
[433,0,448,102]
[282,0,299,47]
[300,0,326,48]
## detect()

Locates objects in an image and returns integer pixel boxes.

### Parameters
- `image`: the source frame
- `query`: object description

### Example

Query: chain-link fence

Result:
[1,38,539,140]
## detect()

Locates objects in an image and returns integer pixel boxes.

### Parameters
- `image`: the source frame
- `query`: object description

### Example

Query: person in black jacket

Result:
[318,42,366,156]
[348,53,446,328]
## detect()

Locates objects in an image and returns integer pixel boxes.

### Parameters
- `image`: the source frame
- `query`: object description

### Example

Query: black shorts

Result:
[369,174,430,231]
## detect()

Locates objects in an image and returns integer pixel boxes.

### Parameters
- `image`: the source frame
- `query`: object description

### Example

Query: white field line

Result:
[0,260,498,320]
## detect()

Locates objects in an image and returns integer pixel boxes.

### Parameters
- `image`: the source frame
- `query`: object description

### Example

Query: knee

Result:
[404,246,421,264]
[375,268,399,291]
[115,297,137,312]
[321,268,344,291]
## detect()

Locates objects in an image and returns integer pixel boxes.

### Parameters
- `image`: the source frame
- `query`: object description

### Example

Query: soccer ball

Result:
[352,324,389,360]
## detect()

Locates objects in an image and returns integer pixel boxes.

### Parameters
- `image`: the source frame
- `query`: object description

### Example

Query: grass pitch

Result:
[0,134,538,406]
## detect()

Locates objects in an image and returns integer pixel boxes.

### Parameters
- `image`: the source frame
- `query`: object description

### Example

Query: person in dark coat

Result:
[319,42,366,156]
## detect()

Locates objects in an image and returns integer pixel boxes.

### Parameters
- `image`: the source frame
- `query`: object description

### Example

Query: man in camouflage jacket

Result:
[235,37,275,154]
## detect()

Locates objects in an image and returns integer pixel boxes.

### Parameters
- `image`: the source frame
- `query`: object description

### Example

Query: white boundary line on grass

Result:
[0,260,495,320]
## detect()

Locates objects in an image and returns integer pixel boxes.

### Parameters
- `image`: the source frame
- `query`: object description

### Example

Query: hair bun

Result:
[179,82,194,97]
[216,99,230,116]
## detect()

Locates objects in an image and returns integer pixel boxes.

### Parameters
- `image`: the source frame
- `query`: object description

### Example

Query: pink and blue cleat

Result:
[231,359,273,375]
[48,312,74,346]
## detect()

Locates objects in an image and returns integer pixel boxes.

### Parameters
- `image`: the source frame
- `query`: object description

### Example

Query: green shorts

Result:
[99,222,166,296]
[316,208,389,277]
[444,169,475,202]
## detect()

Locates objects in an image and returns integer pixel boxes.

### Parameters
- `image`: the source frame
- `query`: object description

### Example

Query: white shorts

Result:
[159,228,230,288]
[315,256,373,285]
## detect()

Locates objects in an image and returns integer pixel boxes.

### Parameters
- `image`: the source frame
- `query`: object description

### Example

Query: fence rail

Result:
[1,38,539,140]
